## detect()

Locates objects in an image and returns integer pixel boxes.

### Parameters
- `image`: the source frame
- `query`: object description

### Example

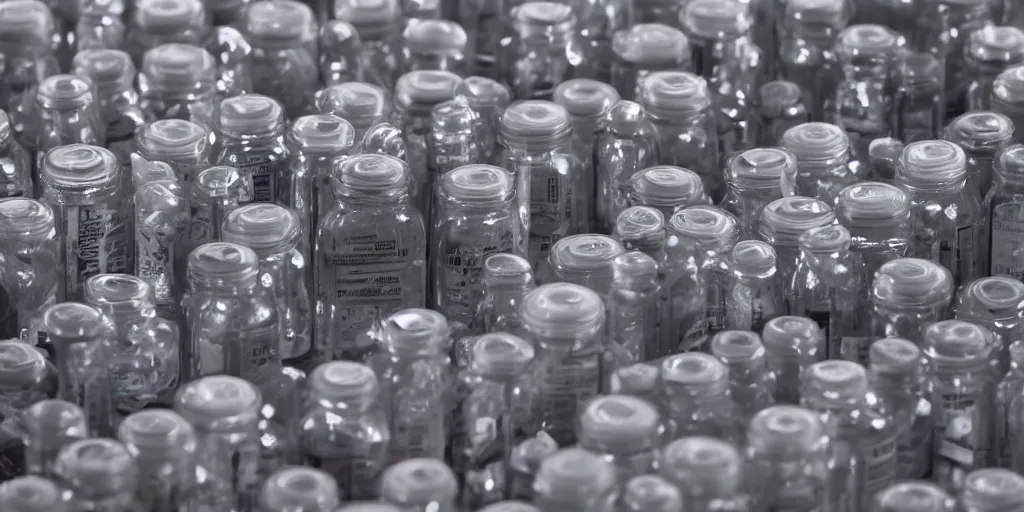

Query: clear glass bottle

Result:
[801,360,898,511]
[125,0,208,63]
[532,447,618,512]
[136,119,211,197]
[777,0,847,122]
[46,304,115,436]
[985,145,1024,278]
[721,147,797,239]
[504,2,582,100]
[55,438,140,510]
[185,242,282,387]
[74,0,126,54]
[520,283,605,446]
[638,71,722,201]
[212,94,290,207]
[316,82,394,144]
[609,363,661,407]
[334,0,401,90]
[300,361,389,501]
[0,199,59,347]
[744,405,829,510]
[20,399,88,478]
[761,316,824,405]
[457,0,506,77]
[21,75,106,188]
[577,394,661,482]
[922,320,998,490]
[320,19,363,86]
[506,434,558,501]
[610,24,690,102]
[709,331,776,428]
[498,100,584,268]
[0,339,57,427]
[179,166,244,292]
[866,137,905,183]
[897,140,983,287]
[999,343,1024,470]
[134,173,187,323]
[429,98,483,188]
[757,196,836,288]
[453,76,511,165]
[873,481,957,512]
[70,49,146,175]
[0,476,68,512]
[612,207,667,263]
[945,111,1015,198]
[627,165,709,222]
[789,224,855,359]
[174,375,264,510]
[431,165,519,330]
[117,409,200,509]
[918,0,992,115]
[867,337,933,480]
[338,504,404,512]
[477,253,534,333]
[315,154,426,362]
[755,80,810,146]
[993,66,1024,141]
[138,44,218,129]
[960,468,1024,511]
[259,466,339,512]
[659,353,738,441]
[400,19,467,75]
[892,51,945,144]
[542,234,625,298]
[0,111,32,199]
[596,101,660,233]
[866,258,954,360]
[355,121,408,159]
[242,0,319,119]
[780,122,854,204]
[618,474,683,512]
[726,240,785,332]
[380,457,458,512]
[966,26,1024,111]
[658,436,748,511]
[377,308,450,461]
[0,0,60,113]
[957,276,1024,376]
[834,24,899,164]
[605,252,659,369]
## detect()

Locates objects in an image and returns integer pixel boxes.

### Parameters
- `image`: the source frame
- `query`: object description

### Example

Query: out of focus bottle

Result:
[0,199,59,347]
[754,80,809,146]
[595,101,660,233]
[334,0,403,90]
[504,2,582,100]
[610,24,690,102]
[242,0,319,118]
[0,1,60,113]
[212,94,290,207]
[138,44,219,129]
[945,111,1015,198]
[966,26,1024,111]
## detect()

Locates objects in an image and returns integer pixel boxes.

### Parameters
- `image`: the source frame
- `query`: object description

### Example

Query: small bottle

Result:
[498,101,584,268]
[606,252,660,368]
[125,0,208,63]
[596,101,660,232]
[612,207,667,263]
[0,476,68,512]
[755,80,810,146]
[709,331,775,427]
[178,166,244,286]
[868,337,933,480]
[505,2,582,100]
[834,24,899,164]
[242,0,319,118]
[380,458,458,512]
[206,26,256,99]
[923,320,998,489]
[660,352,738,442]
[892,52,945,144]
[117,409,200,509]
[726,240,784,332]
[185,242,282,386]
[744,405,829,510]
[627,165,709,221]
[801,360,897,510]
[0,199,58,347]
[453,76,511,165]
[260,466,339,512]
[789,224,855,358]
[957,276,1024,375]
[429,98,483,185]
[721,147,797,239]
[55,438,140,510]
[919,0,992,116]
[986,145,1024,278]
[431,165,519,330]
[213,94,290,206]
[138,44,218,129]
[866,137,905,183]
[319,19,363,86]
[315,154,426,363]
[542,234,625,298]
[658,436,748,510]
[777,0,847,122]
[638,71,722,200]
[133,165,188,321]
[873,481,957,512]
[532,448,618,512]
[865,258,954,360]
[520,283,605,445]
[897,140,983,286]
[71,49,146,174]
[757,197,836,288]
[780,122,854,204]
[334,0,402,90]
[966,26,1024,111]
[662,206,739,352]
[20,399,88,478]
[477,253,534,333]
[945,111,1015,198]
[400,19,467,75]
[0,0,60,113]
[22,75,106,188]
[377,309,450,461]
[610,24,690,101]
[175,375,264,510]
[618,474,684,512]
[43,302,116,437]
[577,394,661,482]
[315,82,394,144]
[761,316,824,405]
[961,467,1024,511]
[223,204,311,363]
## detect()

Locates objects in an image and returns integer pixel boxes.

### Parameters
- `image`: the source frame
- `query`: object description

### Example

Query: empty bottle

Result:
[0,1,60,113]
[945,111,1015,198]
[542,234,626,298]
[721,147,797,240]
[532,448,618,512]
[999,343,1024,472]
[761,316,824,404]
[334,0,401,89]
[868,337,932,479]
[117,409,200,509]
[380,458,458,512]
[610,24,690,101]
[834,24,899,163]
[400,19,467,75]
[316,82,394,144]
[577,394,661,482]
[778,0,847,122]
[0,111,31,199]
[745,405,829,510]
[919,0,992,116]
[627,165,709,221]
[710,331,776,427]
[789,224,855,358]
[966,26,1024,111]
[243,0,318,118]
[957,276,1024,375]
[315,154,426,362]
[74,0,125,54]
[71,49,146,173]
[520,283,604,445]
[892,52,945,144]
[504,2,581,100]
[179,166,244,291]
[866,137,905,183]
[596,101,660,232]
[606,252,659,368]
[133,165,187,321]
[138,44,218,129]
[453,76,511,165]
[658,436,748,510]
[55,438,140,510]
[0,476,68,512]
[985,145,1024,278]
[212,94,289,206]
[780,122,854,204]
[125,0,208,63]
[21,399,88,478]
[755,80,810,146]
[0,199,58,347]
[287,114,356,254]
[660,352,738,442]
[865,258,954,361]
[612,207,667,263]
[429,98,483,188]
[477,253,534,333]
[726,240,785,332]
[873,481,957,512]
[319,19,363,86]
[758,197,836,288]
[137,120,211,202]
[0,339,57,424]
[960,468,1024,511]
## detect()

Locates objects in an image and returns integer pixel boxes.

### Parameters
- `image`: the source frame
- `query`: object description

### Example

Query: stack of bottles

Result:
[2,0,1024,509]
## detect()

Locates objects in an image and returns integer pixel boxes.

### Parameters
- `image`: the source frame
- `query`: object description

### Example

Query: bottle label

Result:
[199,324,279,385]
[237,154,277,204]
[934,391,984,478]
[64,204,128,298]
[539,353,600,445]
[528,174,573,267]
[863,434,897,494]
[308,455,379,500]
[135,221,174,293]
[990,203,1024,280]
[440,231,515,320]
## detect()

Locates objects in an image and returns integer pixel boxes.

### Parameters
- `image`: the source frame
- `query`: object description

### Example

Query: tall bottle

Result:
[986,145,1024,279]
[71,49,147,172]
[532,448,618,512]
[873,481,957,512]
[609,24,690,101]
[315,154,426,363]
[505,2,582,100]
[996,346,1024,472]
[721,147,797,239]
[316,82,394,143]
[453,76,511,165]
[658,436,748,510]
[761,316,824,404]
[477,253,534,333]
[334,0,402,90]
[429,98,483,184]
[379,458,458,512]
[867,337,933,480]
[133,166,187,323]
[117,409,200,509]
[595,101,660,232]
[755,80,809,146]
[892,51,946,144]
[576,394,661,482]
[55,438,140,510]
[0,0,60,113]
[138,44,218,129]
[918,0,992,116]
[0,339,57,425]
[834,24,899,163]
[178,166,244,289]
[709,331,776,427]
[212,94,289,207]
[864,258,954,360]
[945,111,1015,198]
[606,252,659,368]
[287,114,355,255]
[726,240,785,332]
[242,0,319,118]
[780,122,854,204]
[789,224,856,358]
[136,118,211,194]
[778,0,847,122]
[966,26,1024,111]
[0,199,58,347]
[744,405,829,510]
[319,19,362,86]
[0,111,32,199]
[660,352,738,441]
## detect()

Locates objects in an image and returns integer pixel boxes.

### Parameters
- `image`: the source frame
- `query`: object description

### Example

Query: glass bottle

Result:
[242,0,319,119]
[315,154,426,363]
[532,447,618,512]
[520,283,605,446]
[658,436,749,511]
[377,308,450,461]
[577,394,661,482]
[834,24,899,164]
[212,94,289,207]
[138,44,218,129]
[757,196,836,288]
[259,466,339,512]
[477,253,534,333]
[287,114,355,256]
[662,206,739,352]
[133,170,187,323]
[892,51,945,144]
[185,242,282,387]
[431,165,519,330]
[873,481,957,512]
[638,71,722,201]
[985,145,1024,278]
[70,49,146,175]
[744,405,830,510]
[542,234,625,298]
[659,353,738,441]
[380,458,458,512]
[334,0,402,90]
[355,122,408,159]
[453,76,511,165]
[609,363,661,409]
[999,344,1024,471]
[917,0,992,116]
[958,276,1024,377]
[596,101,660,233]
[299,361,389,501]
[867,337,933,480]
[136,118,211,197]
[498,100,584,268]
[897,140,984,287]
[777,0,847,122]
[0,476,68,512]
[55,438,140,510]
[174,375,264,510]
[0,0,60,113]
[429,98,483,190]
[612,207,667,263]
[205,25,256,100]
[20,399,87,478]
[0,339,57,425]
[761,316,824,405]
[922,320,998,489]
[610,24,690,102]
[780,122,854,204]
[726,240,785,332]
[400,19,467,75]
[789,224,855,359]
[506,434,558,501]
[179,166,244,292]
[319,19,363,86]
[866,137,905,183]
[960,468,1024,511]
[504,2,582,100]
[709,331,776,427]
[618,475,683,512]
[315,82,394,144]
[457,0,505,77]
[0,199,59,347]
[605,252,659,368]
[755,80,810,146]
[74,0,126,54]
[0,111,32,199]
[866,258,954,358]
[125,0,208,63]
[117,409,200,509]
[945,111,1015,198]
[627,165,709,221]
[721,147,798,239]
[966,26,1024,111]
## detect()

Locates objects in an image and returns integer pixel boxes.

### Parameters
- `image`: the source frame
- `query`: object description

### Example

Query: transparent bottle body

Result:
[478,282,531,333]
[693,36,762,160]
[788,254,836,355]
[916,2,991,114]
[983,176,1024,279]
[778,32,838,122]
[906,187,984,287]
[192,423,264,510]
[378,352,449,461]
[530,342,601,446]
[606,283,659,373]
[359,36,401,91]
[0,138,33,199]
[892,75,944,144]
[138,88,218,131]
[595,133,659,234]
[660,246,730,353]
[871,371,933,480]
[300,403,390,500]
[213,138,290,207]
[258,249,311,361]
[726,275,786,333]
[459,0,505,76]
[837,60,892,164]
[0,47,60,116]
[928,368,994,489]
[53,337,116,437]
[665,393,739,443]
[0,236,58,348]
[647,112,722,201]
[248,46,319,119]
[507,38,582,101]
